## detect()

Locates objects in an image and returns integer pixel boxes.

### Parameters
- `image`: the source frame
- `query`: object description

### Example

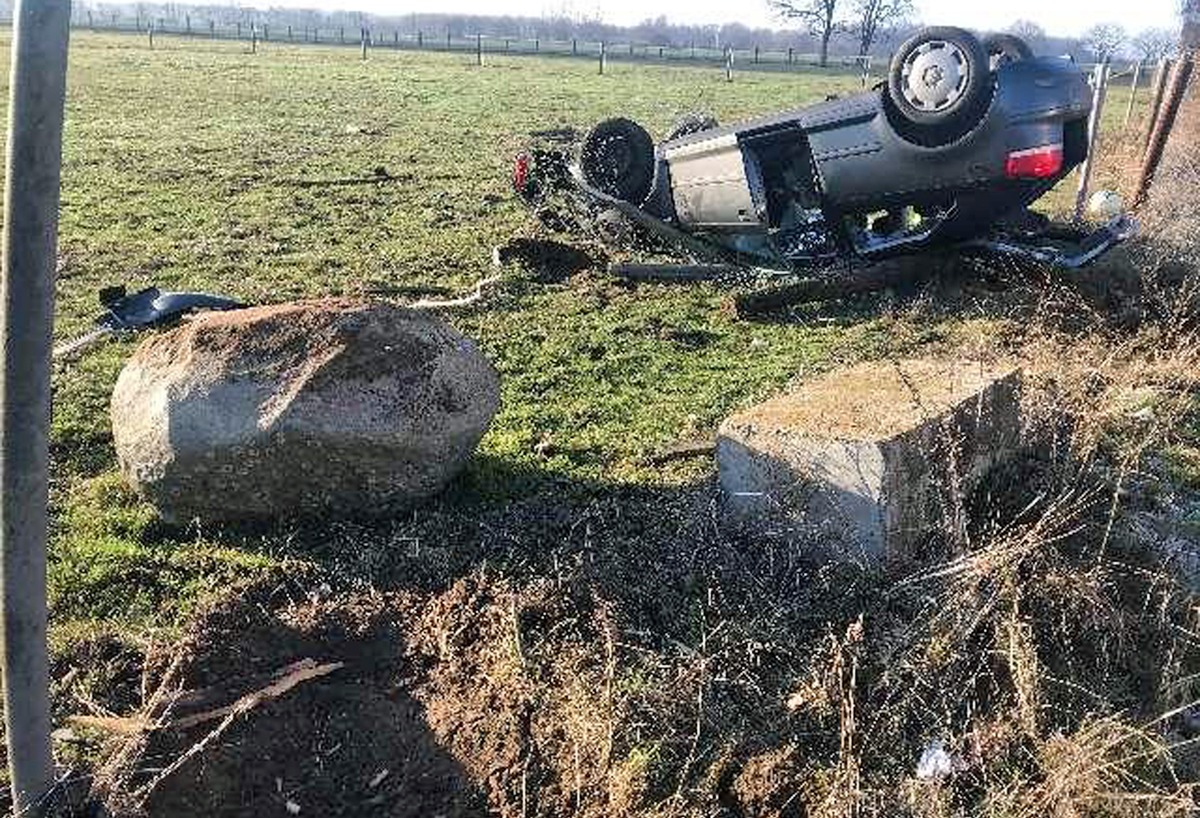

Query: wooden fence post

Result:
[361,29,368,59]
[725,47,733,82]
[251,23,257,53]
[477,33,483,65]
[1135,57,1195,205]
[599,41,606,75]
[1143,58,1171,151]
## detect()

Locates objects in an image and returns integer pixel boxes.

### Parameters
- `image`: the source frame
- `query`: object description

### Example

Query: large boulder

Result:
[111,300,500,523]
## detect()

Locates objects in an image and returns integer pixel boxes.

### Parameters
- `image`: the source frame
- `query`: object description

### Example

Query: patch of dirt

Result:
[94,575,629,818]
[494,238,599,282]
[95,590,487,818]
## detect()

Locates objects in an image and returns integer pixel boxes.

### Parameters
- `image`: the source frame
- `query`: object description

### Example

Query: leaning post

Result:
[1,0,71,812]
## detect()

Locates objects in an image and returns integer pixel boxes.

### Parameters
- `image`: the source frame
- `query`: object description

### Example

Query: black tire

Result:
[580,117,656,204]
[665,112,719,142]
[887,26,992,147]
[984,33,1034,68]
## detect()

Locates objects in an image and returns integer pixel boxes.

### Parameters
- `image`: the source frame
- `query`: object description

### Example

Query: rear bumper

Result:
[963,214,1137,269]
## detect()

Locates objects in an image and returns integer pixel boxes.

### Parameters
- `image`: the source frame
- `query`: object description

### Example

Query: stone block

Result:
[717,360,1021,562]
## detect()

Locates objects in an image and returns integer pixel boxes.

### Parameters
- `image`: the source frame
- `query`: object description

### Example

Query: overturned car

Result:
[512,27,1134,274]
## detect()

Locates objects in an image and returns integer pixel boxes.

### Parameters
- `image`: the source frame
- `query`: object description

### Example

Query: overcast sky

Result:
[248,0,1182,37]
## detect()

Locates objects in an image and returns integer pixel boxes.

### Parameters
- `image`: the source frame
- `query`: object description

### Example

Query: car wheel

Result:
[580,117,656,204]
[665,113,719,141]
[984,33,1034,69]
[887,27,992,147]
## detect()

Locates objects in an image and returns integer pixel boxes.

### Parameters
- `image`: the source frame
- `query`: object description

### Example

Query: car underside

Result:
[512,27,1136,276]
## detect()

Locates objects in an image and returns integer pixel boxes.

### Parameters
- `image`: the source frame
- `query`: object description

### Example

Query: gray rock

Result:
[111,299,500,523]
[717,360,1021,564]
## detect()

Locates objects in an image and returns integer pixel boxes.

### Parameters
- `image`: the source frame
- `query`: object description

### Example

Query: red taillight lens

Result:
[1005,143,1064,179]
[513,153,532,193]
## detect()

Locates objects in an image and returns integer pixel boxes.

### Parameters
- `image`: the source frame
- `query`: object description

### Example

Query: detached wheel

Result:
[984,33,1034,68]
[580,117,655,204]
[665,112,719,141]
[887,27,992,147]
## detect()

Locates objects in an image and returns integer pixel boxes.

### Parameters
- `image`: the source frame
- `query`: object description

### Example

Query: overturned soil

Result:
[94,591,488,817]
[93,575,646,818]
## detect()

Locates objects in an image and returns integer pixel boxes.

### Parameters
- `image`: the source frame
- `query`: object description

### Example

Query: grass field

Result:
[29,24,1159,688]
[40,32,948,632]
[4,30,1195,815]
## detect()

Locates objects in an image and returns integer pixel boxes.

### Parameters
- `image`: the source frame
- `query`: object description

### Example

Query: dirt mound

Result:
[95,591,487,817]
[93,576,632,818]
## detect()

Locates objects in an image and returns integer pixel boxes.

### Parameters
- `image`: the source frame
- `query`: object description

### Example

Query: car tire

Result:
[580,117,656,204]
[665,113,719,141]
[984,33,1034,68]
[887,27,992,147]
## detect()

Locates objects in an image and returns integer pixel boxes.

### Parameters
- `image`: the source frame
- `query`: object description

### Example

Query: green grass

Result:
[0,32,1139,639]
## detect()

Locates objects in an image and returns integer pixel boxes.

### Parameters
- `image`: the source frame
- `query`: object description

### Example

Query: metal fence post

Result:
[725,47,733,82]
[2,0,71,813]
[1123,60,1142,127]
[1074,61,1111,220]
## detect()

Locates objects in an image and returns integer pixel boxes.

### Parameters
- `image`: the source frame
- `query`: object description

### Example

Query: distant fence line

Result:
[13,16,1154,89]
[57,13,877,77]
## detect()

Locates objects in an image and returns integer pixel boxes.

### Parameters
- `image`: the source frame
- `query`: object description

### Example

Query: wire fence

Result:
[56,13,878,80]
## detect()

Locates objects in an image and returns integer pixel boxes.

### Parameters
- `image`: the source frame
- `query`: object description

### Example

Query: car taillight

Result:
[513,153,532,193]
[1005,143,1064,179]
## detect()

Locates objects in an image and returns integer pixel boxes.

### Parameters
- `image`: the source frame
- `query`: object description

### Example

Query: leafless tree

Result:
[1082,22,1126,62]
[1008,19,1046,49]
[849,0,913,57]
[1132,27,1178,62]
[769,0,842,66]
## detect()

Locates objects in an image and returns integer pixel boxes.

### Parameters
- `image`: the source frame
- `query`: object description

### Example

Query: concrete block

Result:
[717,360,1021,562]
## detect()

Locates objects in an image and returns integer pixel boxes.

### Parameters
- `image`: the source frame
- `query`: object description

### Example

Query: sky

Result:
[247,0,1183,37]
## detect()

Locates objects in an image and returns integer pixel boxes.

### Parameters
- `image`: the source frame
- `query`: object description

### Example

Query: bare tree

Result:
[1082,22,1126,62]
[850,0,913,57]
[1184,0,1200,56]
[769,0,842,66]
[1008,19,1046,49]
[1132,27,1178,62]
